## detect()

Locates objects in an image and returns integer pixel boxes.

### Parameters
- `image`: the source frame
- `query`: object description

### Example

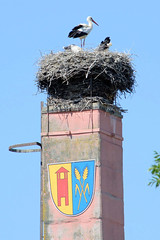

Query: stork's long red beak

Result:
[92,18,99,26]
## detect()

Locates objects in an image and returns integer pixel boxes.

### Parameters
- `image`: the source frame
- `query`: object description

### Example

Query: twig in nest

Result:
[86,52,99,79]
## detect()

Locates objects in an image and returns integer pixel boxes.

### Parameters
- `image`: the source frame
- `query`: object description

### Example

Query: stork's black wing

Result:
[68,24,88,38]
[71,24,83,31]
[104,37,110,44]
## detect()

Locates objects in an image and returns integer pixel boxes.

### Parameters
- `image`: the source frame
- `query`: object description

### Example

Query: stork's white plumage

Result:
[68,16,99,48]
[63,44,82,53]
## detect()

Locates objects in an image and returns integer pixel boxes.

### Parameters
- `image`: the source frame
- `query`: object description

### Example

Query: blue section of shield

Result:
[71,160,95,215]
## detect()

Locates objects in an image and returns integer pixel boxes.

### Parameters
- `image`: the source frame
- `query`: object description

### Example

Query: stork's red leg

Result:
[83,39,85,47]
[81,39,82,48]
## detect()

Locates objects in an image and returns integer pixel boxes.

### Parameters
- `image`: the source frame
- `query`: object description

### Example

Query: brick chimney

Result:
[40,101,124,240]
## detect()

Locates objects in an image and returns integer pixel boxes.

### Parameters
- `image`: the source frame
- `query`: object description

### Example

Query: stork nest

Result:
[36,50,135,103]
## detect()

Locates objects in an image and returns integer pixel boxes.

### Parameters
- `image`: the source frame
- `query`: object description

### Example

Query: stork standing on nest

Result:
[68,16,99,48]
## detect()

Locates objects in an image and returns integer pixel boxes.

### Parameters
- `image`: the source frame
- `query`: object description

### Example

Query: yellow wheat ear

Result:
[83,167,88,180]
[75,168,81,180]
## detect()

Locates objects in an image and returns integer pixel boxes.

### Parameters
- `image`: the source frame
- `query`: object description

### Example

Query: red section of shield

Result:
[56,167,69,206]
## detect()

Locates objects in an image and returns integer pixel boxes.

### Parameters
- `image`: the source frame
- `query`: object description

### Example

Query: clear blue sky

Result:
[1,0,160,239]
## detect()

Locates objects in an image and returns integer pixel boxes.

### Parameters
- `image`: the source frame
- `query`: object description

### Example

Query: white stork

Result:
[63,44,82,53]
[68,16,99,48]
[98,37,112,51]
